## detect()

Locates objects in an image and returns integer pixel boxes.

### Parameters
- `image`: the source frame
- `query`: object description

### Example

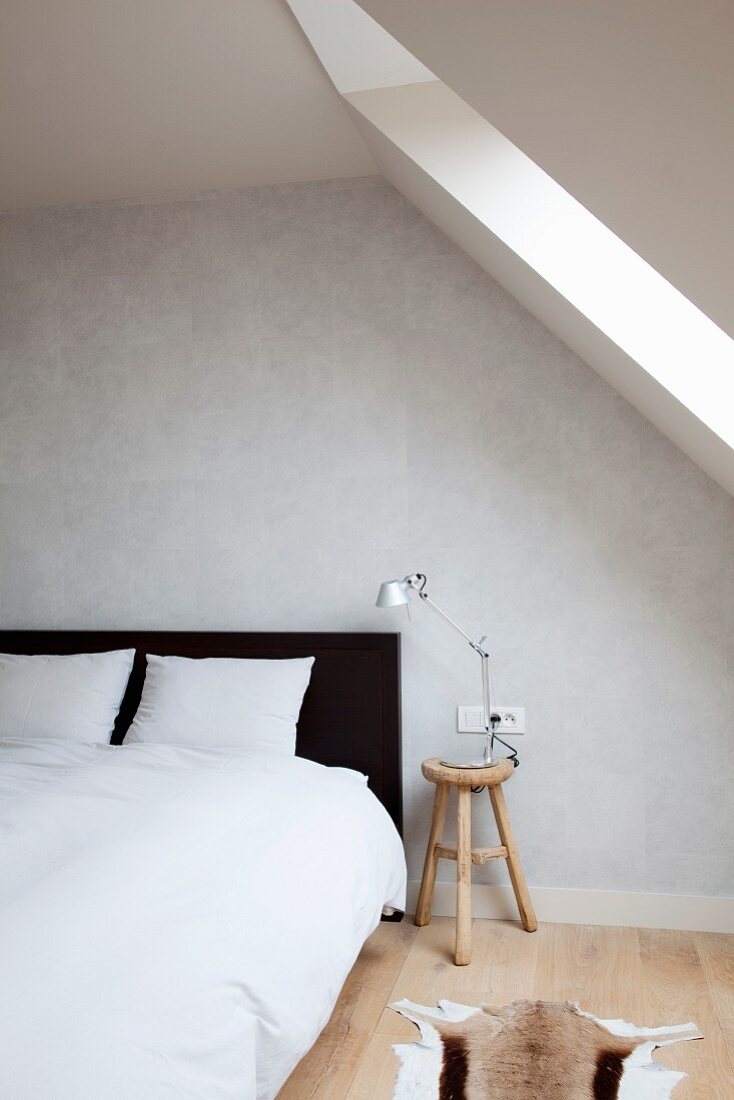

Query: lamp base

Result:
[440,756,502,769]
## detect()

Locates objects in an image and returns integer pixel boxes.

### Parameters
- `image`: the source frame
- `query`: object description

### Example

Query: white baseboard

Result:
[406,881,734,934]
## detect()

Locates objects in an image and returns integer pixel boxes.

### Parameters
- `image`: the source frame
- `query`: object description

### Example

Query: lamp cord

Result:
[492,732,519,767]
[472,729,519,794]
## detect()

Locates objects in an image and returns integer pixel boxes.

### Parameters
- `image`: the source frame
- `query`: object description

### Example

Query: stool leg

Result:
[488,784,538,933]
[415,782,450,927]
[455,785,472,965]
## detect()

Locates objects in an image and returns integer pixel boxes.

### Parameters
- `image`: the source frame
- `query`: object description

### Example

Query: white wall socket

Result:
[457,705,525,735]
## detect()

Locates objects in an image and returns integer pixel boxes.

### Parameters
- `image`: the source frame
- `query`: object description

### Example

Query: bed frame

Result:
[0,630,402,834]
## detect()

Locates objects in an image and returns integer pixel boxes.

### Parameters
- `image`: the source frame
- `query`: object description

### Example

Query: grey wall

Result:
[1,176,732,897]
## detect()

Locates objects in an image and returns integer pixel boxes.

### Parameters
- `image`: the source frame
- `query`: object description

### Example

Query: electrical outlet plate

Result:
[457,705,525,735]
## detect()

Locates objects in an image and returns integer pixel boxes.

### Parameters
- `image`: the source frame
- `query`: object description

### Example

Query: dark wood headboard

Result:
[0,630,402,833]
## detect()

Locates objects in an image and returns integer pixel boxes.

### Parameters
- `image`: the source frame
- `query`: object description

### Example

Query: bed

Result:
[0,631,406,1100]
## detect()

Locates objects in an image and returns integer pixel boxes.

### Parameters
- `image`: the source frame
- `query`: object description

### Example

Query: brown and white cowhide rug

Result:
[389,998,702,1099]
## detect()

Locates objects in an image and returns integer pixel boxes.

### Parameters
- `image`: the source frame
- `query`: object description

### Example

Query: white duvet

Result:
[0,739,406,1099]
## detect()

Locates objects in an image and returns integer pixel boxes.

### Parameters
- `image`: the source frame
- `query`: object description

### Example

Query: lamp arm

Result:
[405,576,490,658]
[417,593,485,653]
[385,572,511,768]
[481,651,494,747]
[406,577,497,761]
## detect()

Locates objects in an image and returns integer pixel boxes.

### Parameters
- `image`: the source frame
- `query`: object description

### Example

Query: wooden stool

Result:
[415,757,537,965]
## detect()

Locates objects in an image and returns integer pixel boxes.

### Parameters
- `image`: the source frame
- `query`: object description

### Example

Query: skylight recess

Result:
[287,0,734,461]
[346,79,734,451]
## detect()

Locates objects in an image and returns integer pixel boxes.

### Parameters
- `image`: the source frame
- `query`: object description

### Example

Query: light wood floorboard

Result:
[696,931,734,1066]
[278,918,734,1099]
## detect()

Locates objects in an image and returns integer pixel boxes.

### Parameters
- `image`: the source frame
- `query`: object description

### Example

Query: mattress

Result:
[0,738,406,1099]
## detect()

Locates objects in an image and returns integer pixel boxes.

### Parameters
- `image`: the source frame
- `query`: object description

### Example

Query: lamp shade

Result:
[375,579,410,608]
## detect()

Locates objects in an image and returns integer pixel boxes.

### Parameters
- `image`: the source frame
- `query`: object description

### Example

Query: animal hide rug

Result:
[389,997,702,1099]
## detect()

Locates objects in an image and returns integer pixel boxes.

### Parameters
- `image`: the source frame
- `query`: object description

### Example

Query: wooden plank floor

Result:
[277,917,734,1099]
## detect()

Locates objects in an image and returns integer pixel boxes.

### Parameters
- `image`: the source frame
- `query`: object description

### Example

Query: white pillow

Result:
[125,654,314,754]
[0,650,135,743]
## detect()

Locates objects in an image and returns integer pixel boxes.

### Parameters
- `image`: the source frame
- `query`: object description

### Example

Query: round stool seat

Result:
[421,756,514,788]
